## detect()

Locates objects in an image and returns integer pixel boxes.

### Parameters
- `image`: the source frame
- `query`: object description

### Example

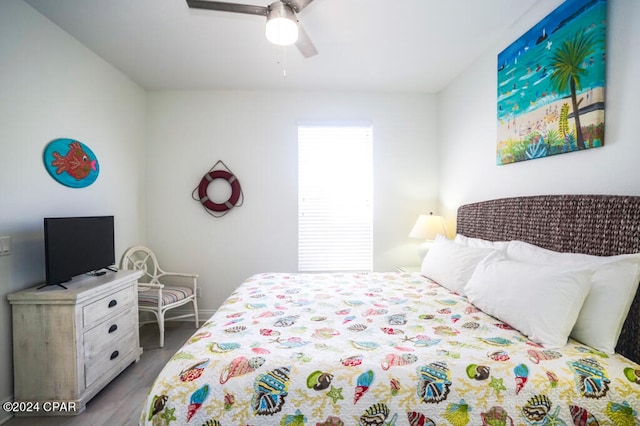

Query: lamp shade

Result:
[265,3,299,46]
[409,213,446,240]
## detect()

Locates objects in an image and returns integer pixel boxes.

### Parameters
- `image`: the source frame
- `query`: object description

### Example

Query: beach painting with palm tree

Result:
[497,0,606,165]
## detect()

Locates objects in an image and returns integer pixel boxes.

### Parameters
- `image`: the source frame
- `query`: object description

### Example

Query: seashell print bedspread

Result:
[141,272,640,425]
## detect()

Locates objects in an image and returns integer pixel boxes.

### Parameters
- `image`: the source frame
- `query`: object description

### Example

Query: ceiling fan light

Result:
[265,3,299,46]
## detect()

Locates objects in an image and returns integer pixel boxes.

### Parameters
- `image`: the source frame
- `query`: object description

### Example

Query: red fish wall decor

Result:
[43,138,99,188]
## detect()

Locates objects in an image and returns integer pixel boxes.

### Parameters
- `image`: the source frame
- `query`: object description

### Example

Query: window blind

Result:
[298,124,373,272]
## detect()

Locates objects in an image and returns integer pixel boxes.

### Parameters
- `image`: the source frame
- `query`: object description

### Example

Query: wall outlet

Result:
[196,287,202,298]
[0,236,11,256]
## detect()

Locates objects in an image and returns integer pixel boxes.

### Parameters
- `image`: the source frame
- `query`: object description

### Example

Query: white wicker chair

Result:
[121,246,199,347]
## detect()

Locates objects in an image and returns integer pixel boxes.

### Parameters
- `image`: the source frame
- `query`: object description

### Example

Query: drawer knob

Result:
[110,350,119,360]
[108,299,117,308]
[108,324,118,333]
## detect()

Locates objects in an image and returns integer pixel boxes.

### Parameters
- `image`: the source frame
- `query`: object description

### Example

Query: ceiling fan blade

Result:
[186,0,267,16]
[283,0,314,13]
[295,21,317,58]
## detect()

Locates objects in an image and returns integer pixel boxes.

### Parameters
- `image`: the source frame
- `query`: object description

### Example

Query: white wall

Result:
[0,1,146,417]
[438,0,640,230]
[146,90,438,311]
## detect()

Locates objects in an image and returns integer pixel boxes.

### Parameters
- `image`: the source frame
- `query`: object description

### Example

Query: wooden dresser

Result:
[7,269,143,416]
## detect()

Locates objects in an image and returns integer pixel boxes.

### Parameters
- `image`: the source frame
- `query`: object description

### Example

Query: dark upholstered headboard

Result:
[456,194,640,363]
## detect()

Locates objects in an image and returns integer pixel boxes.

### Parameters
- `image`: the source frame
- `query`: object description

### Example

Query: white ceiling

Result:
[24,0,541,93]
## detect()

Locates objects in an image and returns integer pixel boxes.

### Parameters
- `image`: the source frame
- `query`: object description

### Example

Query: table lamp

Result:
[409,212,446,260]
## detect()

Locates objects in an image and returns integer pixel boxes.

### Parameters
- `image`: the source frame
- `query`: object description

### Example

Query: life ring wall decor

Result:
[192,161,244,217]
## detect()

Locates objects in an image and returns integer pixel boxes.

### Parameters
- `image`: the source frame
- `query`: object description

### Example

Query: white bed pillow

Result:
[420,238,495,295]
[506,240,640,353]
[454,234,509,251]
[465,253,593,348]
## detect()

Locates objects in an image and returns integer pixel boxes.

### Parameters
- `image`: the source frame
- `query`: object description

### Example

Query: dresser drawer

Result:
[84,307,137,360]
[83,286,135,328]
[84,331,137,388]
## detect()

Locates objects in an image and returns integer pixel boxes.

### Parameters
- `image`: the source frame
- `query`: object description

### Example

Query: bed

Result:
[141,195,640,425]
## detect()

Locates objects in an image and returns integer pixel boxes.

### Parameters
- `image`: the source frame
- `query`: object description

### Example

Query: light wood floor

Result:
[4,322,197,426]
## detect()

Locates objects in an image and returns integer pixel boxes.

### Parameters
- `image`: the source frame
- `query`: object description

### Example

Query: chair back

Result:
[121,246,162,285]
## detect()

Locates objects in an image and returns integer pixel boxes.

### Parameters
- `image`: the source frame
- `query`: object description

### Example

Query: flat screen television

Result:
[43,216,115,288]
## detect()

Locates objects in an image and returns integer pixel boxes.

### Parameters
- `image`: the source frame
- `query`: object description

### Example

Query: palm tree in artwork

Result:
[549,30,598,149]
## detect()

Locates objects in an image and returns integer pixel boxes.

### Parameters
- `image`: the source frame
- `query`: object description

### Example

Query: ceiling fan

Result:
[186,0,318,58]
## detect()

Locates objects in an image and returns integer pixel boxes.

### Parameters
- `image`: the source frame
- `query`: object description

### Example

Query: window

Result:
[298,123,373,272]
